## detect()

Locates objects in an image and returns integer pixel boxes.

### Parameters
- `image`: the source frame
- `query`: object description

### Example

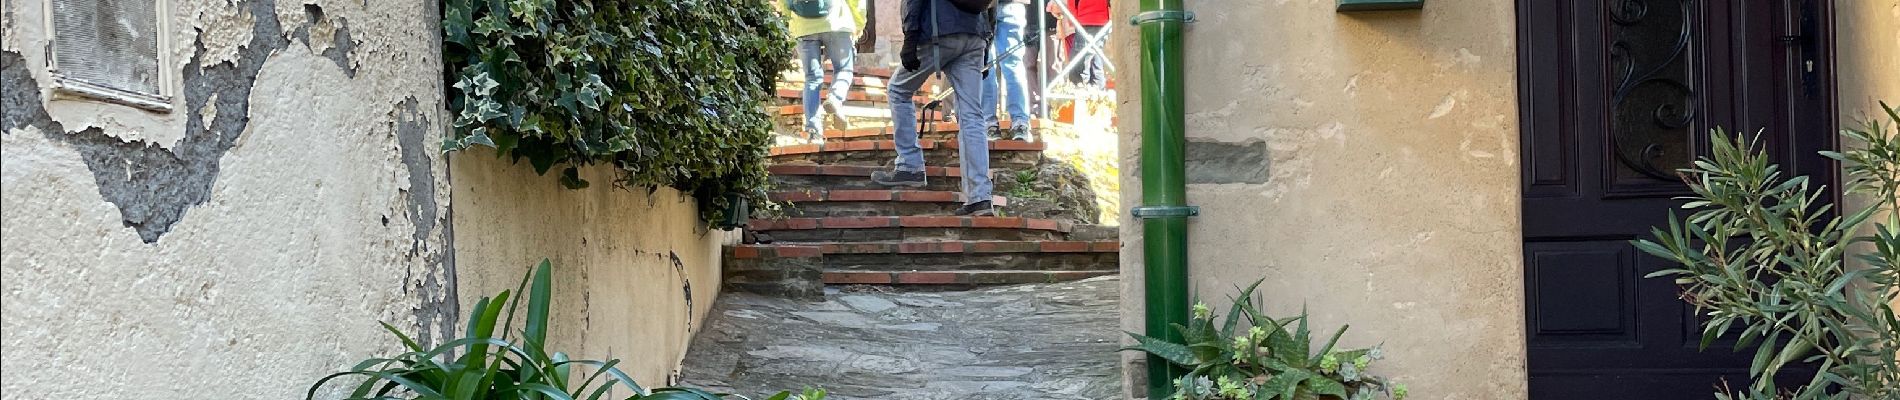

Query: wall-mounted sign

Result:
[1337,0,1424,12]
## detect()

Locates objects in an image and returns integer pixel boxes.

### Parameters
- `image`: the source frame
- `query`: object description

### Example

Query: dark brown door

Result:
[1516,0,1835,398]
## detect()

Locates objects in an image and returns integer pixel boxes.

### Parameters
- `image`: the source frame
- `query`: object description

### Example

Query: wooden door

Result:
[1516,0,1835,398]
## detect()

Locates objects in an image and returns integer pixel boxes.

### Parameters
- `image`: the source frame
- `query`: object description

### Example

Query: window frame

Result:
[41,0,175,112]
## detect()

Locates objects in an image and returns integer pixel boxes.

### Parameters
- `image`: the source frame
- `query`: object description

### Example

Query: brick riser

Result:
[767,164,966,191]
[749,216,1072,243]
[769,140,1044,170]
[765,189,1006,218]
[725,241,1118,298]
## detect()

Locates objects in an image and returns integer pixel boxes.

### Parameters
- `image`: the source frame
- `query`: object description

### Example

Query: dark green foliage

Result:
[1124,280,1406,400]
[307,260,825,400]
[440,0,794,225]
[1634,103,1900,400]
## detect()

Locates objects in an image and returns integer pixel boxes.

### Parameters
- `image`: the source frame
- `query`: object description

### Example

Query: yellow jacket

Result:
[778,0,866,38]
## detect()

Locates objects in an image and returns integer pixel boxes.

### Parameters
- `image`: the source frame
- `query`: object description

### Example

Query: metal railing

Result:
[1031,0,1113,118]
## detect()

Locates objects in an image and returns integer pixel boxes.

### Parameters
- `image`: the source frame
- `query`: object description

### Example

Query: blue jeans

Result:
[797,31,856,134]
[981,3,1030,126]
[889,34,992,205]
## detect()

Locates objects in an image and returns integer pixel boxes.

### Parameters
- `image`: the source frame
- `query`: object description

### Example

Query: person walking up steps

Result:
[871,0,997,216]
[779,0,866,141]
[982,0,1031,141]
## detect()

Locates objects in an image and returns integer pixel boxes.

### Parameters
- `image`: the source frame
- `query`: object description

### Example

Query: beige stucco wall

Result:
[1835,0,1899,313]
[3,0,728,396]
[1112,1,1526,399]
[1836,0,1899,120]
[1,0,455,398]
[448,156,733,387]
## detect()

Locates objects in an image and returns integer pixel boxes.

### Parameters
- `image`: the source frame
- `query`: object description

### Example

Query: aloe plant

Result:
[1125,280,1405,400]
[307,259,823,400]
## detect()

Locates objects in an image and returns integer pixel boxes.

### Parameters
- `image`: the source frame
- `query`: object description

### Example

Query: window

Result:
[47,0,170,111]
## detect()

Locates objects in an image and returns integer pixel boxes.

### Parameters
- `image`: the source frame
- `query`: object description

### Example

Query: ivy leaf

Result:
[472,15,511,36]
[465,127,497,148]
[559,167,590,189]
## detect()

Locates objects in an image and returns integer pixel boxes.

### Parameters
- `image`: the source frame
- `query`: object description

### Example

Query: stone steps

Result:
[720,65,1117,296]
[765,189,1007,217]
[747,216,1071,243]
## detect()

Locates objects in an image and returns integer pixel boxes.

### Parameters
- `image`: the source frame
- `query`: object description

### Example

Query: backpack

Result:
[946,0,995,14]
[786,0,829,19]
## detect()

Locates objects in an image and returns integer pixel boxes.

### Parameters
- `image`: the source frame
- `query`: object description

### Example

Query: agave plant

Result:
[1634,103,1900,400]
[1125,280,1406,400]
[306,260,824,400]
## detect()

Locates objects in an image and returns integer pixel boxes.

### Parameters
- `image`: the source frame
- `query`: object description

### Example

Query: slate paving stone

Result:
[679,276,1123,400]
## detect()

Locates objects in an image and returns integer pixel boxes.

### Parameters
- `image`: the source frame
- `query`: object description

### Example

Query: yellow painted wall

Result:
[1110,1,1527,398]
[448,156,734,387]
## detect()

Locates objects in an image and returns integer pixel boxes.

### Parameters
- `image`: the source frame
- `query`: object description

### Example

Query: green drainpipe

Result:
[1130,3,1194,398]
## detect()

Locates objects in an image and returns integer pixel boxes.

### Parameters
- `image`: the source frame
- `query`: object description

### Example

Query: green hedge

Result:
[441,0,792,225]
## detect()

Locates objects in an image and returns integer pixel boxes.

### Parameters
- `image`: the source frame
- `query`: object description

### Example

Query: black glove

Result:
[900,39,922,71]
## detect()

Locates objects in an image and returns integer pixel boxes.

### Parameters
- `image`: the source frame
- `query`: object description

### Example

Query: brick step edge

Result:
[807,120,1045,141]
[769,139,1044,156]
[824,270,1117,285]
[748,216,1072,232]
[768,189,1006,206]
[730,240,1119,258]
[774,88,928,104]
[767,164,962,178]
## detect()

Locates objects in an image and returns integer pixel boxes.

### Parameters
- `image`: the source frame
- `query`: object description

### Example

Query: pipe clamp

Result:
[1130,11,1196,25]
[1131,205,1200,219]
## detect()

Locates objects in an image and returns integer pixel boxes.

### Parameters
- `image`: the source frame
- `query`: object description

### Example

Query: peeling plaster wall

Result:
[4,0,730,395]
[448,156,734,387]
[1111,1,1525,399]
[2,0,455,398]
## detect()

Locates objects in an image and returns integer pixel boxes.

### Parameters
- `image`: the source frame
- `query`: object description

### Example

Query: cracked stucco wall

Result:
[1,0,456,398]
[448,157,734,387]
[1111,1,1525,398]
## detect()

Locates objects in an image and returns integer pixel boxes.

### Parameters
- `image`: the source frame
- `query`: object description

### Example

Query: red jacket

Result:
[1070,0,1110,26]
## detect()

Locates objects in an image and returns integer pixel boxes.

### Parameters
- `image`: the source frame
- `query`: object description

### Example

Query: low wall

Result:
[449,155,734,386]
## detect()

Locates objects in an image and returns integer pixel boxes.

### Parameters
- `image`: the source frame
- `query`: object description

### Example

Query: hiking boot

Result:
[1008,125,1031,141]
[986,125,1003,141]
[870,169,927,187]
[822,98,852,130]
[953,200,995,217]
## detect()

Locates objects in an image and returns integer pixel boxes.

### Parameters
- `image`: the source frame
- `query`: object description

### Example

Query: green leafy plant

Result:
[1125,280,1406,400]
[439,0,794,225]
[307,260,824,400]
[1633,103,1900,400]
[1004,170,1050,201]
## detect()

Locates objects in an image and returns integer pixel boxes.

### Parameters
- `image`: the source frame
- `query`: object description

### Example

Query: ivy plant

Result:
[440,0,793,225]
[1634,103,1900,400]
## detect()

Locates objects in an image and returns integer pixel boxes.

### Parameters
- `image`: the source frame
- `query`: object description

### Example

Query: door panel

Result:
[1516,0,1835,397]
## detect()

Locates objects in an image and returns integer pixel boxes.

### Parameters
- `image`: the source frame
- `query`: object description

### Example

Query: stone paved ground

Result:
[678,276,1124,400]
